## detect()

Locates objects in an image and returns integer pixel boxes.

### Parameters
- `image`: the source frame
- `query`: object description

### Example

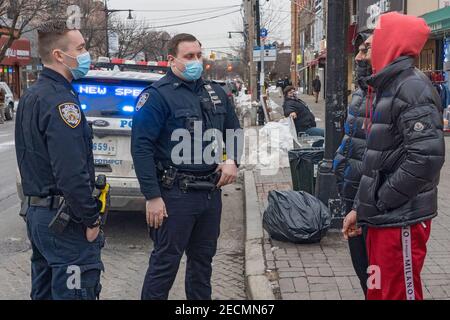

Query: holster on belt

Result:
[48,200,71,235]
[179,172,221,193]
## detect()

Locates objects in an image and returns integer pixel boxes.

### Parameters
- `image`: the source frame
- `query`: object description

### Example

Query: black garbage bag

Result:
[263,190,331,244]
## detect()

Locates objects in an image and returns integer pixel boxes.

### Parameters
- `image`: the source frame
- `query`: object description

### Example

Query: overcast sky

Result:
[107,0,292,56]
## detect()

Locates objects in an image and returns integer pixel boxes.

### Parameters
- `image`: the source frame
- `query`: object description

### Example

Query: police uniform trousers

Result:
[141,184,222,300]
[26,206,104,300]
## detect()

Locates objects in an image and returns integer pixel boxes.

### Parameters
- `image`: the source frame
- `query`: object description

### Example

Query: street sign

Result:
[253,47,277,62]
[260,28,268,38]
[108,32,119,56]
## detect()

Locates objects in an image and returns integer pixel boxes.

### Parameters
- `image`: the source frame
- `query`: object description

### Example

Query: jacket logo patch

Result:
[413,122,425,132]
[58,103,81,128]
[136,93,149,111]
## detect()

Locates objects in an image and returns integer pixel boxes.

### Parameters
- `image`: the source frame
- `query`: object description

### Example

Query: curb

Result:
[244,170,276,300]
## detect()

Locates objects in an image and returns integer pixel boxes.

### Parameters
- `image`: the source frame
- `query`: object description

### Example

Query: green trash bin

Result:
[288,148,324,195]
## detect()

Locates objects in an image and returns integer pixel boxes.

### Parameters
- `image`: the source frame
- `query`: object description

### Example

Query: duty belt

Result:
[178,172,220,193]
[157,164,220,193]
[27,196,62,210]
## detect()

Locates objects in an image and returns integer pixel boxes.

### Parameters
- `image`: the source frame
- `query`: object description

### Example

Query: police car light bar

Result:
[93,57,169,74]
[96,57,168,67]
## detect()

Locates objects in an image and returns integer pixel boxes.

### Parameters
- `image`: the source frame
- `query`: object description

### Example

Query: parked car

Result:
[0,82,15,121]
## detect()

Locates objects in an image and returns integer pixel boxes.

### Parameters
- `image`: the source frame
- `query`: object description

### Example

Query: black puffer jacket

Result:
[355,56,445,228]
[282,98,316,133]
[334,61,372,206]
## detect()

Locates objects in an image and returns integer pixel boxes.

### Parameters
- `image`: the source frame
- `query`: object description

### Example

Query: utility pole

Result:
[291,0,299,88]
[104,0,110,58]
[260,32,270,123]
[255,0,262,99]
[244,0,257,101]
[316,0,348,229]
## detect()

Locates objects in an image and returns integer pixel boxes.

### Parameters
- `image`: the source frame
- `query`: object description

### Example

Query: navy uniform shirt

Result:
[15,67,99,227]
[131,69,242,200]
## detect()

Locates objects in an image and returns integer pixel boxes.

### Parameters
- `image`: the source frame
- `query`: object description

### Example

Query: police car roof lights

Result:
[94,57,169,74]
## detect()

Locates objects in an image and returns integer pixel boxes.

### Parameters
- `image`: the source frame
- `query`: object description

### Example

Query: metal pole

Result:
[104,0,110,58]
[315,0,348,229]
[260,38,269,123]
[291,1,299,89]
[255,0,261,100]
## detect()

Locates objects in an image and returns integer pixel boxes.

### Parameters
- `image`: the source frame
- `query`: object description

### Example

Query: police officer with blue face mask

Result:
[15,20,104,300]
[132,33,243,300]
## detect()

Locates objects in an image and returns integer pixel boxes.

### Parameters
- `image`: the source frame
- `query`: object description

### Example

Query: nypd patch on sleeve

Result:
[58,103,81,128]
[136,93,149,111]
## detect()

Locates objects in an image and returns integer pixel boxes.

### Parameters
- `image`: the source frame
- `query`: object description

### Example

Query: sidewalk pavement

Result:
[244,95,450,300]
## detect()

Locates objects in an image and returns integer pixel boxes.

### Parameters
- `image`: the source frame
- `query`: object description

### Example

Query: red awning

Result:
[0,36,31,66]
[307,50,327,67]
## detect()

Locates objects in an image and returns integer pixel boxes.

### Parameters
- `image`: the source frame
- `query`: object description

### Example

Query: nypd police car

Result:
[16,69,163,212]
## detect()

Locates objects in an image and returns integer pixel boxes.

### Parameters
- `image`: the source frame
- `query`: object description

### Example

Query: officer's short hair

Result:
[167,33,202,57]
[38,20,73,64]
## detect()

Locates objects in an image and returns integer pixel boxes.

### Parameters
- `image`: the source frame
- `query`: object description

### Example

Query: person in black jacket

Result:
[282,85,323,140]
[333,32,373,296]
[343,13,445,300]
[312,76,321,103]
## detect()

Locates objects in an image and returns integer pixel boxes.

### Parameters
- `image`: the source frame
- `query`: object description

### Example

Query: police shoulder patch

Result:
[58,102,81,128]
[136,93,149,111]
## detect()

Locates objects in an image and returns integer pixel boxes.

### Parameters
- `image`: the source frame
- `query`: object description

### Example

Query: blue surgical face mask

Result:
[175,58,203,81]
[61,51,91,80]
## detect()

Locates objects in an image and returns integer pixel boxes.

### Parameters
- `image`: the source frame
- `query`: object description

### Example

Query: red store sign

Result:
[0,36,31,66]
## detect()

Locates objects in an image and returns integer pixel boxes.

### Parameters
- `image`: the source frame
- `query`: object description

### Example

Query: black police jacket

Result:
[131,70,242,200]
[354,56,445,228]
[15,68,99,227]
[333,86,370,205]
[282,97,316,133]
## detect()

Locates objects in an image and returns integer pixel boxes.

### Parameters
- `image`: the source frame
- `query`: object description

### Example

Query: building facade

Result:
[0,31,32,99]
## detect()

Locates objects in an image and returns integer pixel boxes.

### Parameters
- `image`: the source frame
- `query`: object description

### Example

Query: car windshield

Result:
[73,78,151,118]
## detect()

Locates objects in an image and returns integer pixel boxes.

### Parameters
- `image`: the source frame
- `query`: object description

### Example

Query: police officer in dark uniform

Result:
[131,33,242,300]
[15,21,104,300]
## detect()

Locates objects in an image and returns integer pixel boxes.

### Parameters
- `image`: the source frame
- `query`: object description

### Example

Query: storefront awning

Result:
[422,6,450,34]
[307,51,327,67]
[0,36,31,66]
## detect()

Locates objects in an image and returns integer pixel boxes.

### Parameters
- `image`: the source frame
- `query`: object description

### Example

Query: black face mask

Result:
[356,60,372,90]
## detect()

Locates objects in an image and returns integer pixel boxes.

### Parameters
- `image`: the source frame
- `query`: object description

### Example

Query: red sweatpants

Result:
[366,220,432,300]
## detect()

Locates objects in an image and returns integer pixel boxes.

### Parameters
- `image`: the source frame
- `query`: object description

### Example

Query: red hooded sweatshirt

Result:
[372,12,431,74]
[364,12,431,132]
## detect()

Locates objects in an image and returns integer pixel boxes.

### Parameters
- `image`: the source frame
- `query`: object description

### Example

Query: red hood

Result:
[372,12,430,74]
